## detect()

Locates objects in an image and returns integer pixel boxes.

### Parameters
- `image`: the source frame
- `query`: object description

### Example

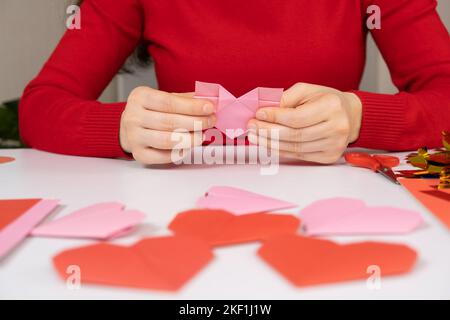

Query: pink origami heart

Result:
[31,202,146,240]
[299,197,424,236]
[195,81,283,139]
[196,186,297,215]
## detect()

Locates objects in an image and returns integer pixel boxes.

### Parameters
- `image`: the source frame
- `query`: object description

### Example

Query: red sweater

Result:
[20,0,450,158]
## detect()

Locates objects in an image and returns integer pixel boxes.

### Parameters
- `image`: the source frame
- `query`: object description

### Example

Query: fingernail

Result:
[247,123,257,134]
[256,110,267,120]
[203,104,214,114]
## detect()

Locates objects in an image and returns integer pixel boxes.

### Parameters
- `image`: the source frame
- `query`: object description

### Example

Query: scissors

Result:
[344,153,400,184]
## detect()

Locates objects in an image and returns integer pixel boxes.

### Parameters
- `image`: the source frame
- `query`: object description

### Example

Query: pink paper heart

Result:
[300,197,424,236]
[31,202,145,239]
[196,186,297,215]
[195,81,283,139]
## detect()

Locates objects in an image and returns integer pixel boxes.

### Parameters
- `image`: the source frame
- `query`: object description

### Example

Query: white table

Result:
[0,148,449,299]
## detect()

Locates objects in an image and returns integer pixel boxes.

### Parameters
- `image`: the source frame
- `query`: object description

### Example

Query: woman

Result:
[19,0,450,164]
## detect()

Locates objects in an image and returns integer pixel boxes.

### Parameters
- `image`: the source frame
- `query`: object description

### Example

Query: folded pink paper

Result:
[195,81,283,139]
[196,186,297,215]
[0,199,59,260]
[31,202,146,240]
[300,197,424,236]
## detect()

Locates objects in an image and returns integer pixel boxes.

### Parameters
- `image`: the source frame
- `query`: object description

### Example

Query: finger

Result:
[131,88,214,115]
[256,94,339,128]
[248,133,330,153]
[278,150,337,164]
[139,109,216,131]
[248,119,332,142]
[137,129,204,150]
[132,147,176,165]
[172,92,194,98]
[280,83,325,108]
[255,104,327,128]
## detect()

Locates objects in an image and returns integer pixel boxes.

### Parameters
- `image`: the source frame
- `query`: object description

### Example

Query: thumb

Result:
[280,83,325,108]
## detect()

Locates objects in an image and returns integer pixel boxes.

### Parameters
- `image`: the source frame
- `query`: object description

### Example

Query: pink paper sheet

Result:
[300,197,424,235]
[31,202,145,240]
[0,199,59,260]
[195,81,283,139]
[196,186,297,215]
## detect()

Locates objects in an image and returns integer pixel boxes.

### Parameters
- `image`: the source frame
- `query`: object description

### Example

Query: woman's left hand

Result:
[247,83,363,164]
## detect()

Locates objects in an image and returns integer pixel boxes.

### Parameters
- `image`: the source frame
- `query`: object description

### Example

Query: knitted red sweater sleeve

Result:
[351,0,450,150]
[19,0,143,157]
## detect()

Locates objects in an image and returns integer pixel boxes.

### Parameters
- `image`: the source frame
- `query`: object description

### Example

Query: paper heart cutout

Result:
[32,202,146,239]
[258,234,417,287]
[168,209,300,246]
[195,81,283,139]
[53,236,214,291]
[196,186,297,215]
[0,157,15,164]
[299,197,424,236]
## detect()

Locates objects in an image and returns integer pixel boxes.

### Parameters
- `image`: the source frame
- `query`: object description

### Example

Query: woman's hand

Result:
[247,83,362,164]
[120,87,216,164]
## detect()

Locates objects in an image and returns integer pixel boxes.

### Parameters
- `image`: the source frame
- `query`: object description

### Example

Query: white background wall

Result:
[0,0,117,102]
[359,0,450,94]
[0,0,449,103]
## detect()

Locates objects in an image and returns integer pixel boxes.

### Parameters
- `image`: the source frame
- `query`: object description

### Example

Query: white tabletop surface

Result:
[0,148,449,300]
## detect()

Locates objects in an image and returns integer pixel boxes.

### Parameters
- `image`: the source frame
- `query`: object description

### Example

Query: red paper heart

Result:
[258,234,417,287]
[53,236,214,291]
[168,209,300,246]
[0,157,15,165]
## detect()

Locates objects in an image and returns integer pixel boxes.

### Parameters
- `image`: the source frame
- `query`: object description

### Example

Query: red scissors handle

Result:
[372,155,400,168]
[345,153,400,184]
[344,153,380,171]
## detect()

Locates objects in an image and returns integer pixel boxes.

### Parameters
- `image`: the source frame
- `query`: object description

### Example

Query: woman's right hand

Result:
[120,87,216,164]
